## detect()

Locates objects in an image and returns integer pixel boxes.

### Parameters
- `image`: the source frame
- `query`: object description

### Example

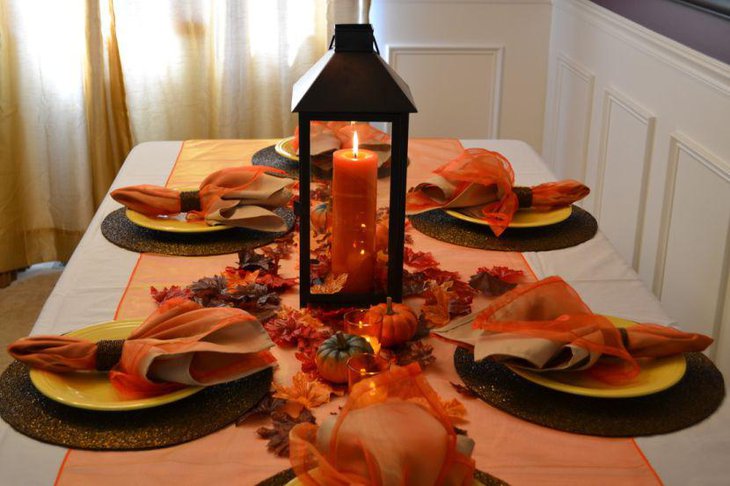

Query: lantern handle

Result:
[328,31,381,55]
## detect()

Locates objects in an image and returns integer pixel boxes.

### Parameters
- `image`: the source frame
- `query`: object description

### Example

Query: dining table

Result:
[0,138,727,486]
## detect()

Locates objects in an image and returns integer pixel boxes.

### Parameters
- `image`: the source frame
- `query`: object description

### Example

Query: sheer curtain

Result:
[0,0,369,276]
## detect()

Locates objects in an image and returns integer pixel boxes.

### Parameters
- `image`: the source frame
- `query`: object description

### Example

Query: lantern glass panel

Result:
[308,120,392,300]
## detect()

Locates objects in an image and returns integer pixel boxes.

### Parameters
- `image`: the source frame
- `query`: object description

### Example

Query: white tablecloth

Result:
[0,140,727,485]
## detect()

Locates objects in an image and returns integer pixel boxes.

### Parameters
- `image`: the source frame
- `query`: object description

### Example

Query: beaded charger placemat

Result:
[251,144,399,180]
[255,468,508,486]
[0,362,273,451]
[454,348,725,437]
[101,207,295,256]
[408,206,597,252]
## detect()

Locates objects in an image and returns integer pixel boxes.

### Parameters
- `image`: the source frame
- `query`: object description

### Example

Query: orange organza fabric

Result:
[110,166,288,219]
[473,277,713,383]
[406,149,589,236]
[289,363,475,486]
[8,298,276,398]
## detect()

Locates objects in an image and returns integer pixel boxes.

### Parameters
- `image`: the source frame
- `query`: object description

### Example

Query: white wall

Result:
[370,0,552,150]
[544,0,730,372]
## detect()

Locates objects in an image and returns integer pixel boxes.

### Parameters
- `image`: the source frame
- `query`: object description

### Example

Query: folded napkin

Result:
[289,363,475,486]
[292,122,392,168]
[406,148,590,236]
[434,277,712,383]
[111,166,294,232]
[8,298,276,398]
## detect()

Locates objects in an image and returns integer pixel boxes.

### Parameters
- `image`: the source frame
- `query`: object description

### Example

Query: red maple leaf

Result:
[404,247,439,270]
[150,285,192,304]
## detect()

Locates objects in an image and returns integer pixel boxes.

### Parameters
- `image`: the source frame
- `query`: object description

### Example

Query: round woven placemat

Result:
[0,362,272,451]
[454,348,725,437]
[256,468,507,486]
[101,207,295,256]
[251,145,398,180]
[408,206,597,252]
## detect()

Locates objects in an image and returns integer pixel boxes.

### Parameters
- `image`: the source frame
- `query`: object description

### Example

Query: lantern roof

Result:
[291,24,417,114]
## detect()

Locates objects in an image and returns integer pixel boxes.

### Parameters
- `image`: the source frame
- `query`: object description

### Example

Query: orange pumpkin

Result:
[368,297,418,347]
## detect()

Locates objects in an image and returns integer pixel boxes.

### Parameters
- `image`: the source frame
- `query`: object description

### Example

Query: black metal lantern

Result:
[292,24,417,308]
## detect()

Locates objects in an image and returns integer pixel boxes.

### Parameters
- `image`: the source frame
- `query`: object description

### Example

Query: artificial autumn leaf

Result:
[469,266,524,297]
[421,281,452,328]
[404,247,439,270]
[237,249,273,272]
[393,341,436,369]
[440,397,468,424]
[235,392,286,426]
[257,409,316,457]
[189,275,228,306]
[273,372,333,409]
[264,308,328,349]
[256,272,298,292]
[150,285,192,305]
[307,306,358,330]
[226,283,281,318]
[480,266,525,284]
[261,232,298,261]
[450,381,478,398]
[224,268,260,291]
[311,273,348,294]
[403,269,429,297]
[469,272,515,297]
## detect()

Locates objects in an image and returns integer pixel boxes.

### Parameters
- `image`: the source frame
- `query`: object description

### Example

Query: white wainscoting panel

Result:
[547,55,594,181]
[387,46,504,139]
[593,89,655,269]
[654,134,730,354]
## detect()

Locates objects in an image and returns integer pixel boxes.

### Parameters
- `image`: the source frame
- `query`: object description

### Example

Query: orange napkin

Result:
[8,298,276,398]
[289,363,475,485]
[437,277,712,383]
[292,122,392,167]
[111,166,295,232]
[406,148,589,236]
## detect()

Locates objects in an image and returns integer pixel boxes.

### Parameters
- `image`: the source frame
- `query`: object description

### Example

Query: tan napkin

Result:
[434,277,713,380]
[407,148,589,236]
[8,298,276,398]
[292,122,392,168]
[111,166,294,232]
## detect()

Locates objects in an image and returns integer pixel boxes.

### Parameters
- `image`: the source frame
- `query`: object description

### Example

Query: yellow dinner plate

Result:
[29,320,202,411]
[125,208,230,234]
[507,316,687,398]
[275,136,299,162]
[446,205,572,229]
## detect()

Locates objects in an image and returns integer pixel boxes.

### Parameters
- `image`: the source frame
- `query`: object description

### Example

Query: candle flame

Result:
[353,131,359,159]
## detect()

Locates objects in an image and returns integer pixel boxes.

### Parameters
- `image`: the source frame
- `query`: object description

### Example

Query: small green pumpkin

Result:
[310,202,331,234]
[315,332,373,384]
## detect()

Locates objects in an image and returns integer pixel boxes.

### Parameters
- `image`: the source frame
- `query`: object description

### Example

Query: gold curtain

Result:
[0,0,369,275]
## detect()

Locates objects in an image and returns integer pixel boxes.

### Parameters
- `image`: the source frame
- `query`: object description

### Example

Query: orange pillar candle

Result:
[331,132,378,293]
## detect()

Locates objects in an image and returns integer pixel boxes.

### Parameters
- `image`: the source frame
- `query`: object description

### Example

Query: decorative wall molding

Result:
[654,133,730,354]
[387,45,504,138]
[555,0,730,97]
[547,53,594,180]
[593,88,655,269]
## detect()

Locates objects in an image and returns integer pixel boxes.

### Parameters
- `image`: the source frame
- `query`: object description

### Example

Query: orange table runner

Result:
[55,139,661,485]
